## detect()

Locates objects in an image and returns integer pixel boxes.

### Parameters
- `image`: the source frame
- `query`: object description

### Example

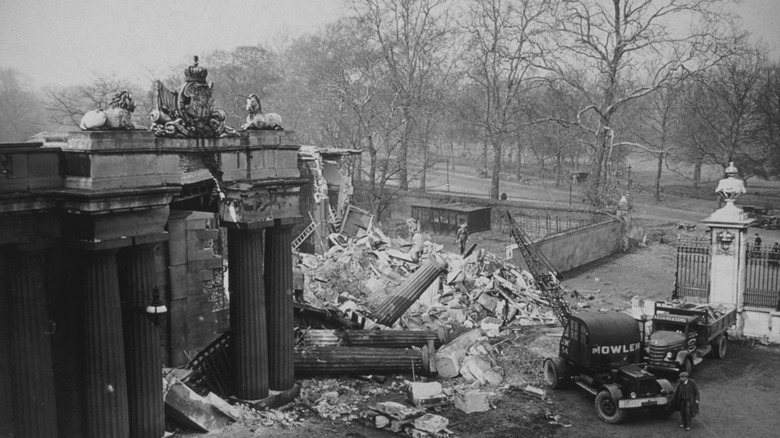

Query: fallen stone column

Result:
[372,255,447,326]
[301,329,446,349]
[294,346,429,376]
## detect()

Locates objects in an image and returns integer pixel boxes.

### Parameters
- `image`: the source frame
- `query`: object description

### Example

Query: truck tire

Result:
[543,357,571,389]
[712,334,728,359]
[595,389,627,424]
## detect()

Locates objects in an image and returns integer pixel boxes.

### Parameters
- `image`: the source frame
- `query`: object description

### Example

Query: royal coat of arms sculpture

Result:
[150,56,238,138]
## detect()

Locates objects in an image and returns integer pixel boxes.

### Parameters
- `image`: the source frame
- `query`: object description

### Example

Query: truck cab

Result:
[646,303,735,376]
[543,312,673,424]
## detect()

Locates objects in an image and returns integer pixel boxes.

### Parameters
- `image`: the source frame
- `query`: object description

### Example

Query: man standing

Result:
[754,233,762,250]
[456,220,469,255]
[672,371,700,431]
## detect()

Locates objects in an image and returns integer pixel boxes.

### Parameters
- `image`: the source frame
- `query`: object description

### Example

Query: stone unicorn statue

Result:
[79,91,136,130]
[241,94,283,130]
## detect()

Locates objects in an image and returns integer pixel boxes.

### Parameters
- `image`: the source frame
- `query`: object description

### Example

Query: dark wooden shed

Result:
[410,203,491,235]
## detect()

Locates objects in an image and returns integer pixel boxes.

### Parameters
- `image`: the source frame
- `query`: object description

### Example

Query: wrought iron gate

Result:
[674,237,711,300]
[745,243,780,309]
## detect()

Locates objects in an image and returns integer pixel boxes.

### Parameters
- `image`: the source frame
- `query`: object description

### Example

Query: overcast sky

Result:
[1,0,778,89]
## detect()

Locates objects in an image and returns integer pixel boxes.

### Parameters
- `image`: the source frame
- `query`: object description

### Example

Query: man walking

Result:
[456,220,469,255]
[672,371,700,431]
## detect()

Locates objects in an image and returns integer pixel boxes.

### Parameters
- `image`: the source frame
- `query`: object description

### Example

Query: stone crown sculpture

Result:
[79,91,136,131]
[150,56,237,139]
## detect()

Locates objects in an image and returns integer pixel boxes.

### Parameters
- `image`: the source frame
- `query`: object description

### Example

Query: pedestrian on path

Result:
[672,371,700,431]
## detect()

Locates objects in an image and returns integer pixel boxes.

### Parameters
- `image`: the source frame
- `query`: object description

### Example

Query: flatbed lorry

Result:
[646,302,737,376]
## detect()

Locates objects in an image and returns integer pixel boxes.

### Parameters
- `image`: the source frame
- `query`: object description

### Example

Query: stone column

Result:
[7,248,58,437]
[167,210,191,366]
[228,226,269,400]
[79,248,130,438]
[118,242,165,438]
[265,223,295,390]
[703,201,753,308]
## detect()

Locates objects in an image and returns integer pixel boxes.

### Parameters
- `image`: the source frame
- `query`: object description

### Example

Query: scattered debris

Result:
[454,389,491,414]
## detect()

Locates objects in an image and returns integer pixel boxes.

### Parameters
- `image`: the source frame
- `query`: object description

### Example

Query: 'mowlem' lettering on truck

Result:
[591,342,641,355]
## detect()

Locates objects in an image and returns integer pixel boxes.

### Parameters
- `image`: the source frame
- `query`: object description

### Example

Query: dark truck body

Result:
[646,303,737,376]
[543,312,673,424]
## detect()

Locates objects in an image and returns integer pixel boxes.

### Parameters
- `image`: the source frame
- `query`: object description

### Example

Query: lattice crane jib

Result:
[503,210,571,325]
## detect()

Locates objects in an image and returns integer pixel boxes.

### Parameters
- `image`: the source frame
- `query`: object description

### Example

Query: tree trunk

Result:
[555,151,562,188]
[516,142,524,180]
[400,107,411,190]
[693,159,702,189]
[490,138,502,200]
[654,152,663,202]
[587,126,609,207]
[420,138,428,192]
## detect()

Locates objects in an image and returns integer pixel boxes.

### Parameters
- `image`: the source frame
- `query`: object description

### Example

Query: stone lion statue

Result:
[79,91,136,130]
[241,94,283,130]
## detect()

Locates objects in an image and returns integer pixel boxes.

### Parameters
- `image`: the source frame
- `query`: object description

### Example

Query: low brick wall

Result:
[516,217,623,274]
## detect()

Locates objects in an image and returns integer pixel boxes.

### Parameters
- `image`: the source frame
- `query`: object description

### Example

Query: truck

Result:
[645,302,737,376]
[543,312,674,424]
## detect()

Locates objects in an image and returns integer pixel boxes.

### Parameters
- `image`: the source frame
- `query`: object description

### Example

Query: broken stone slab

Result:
[434,328,484,378]
[459,355,492,382]
[205,392,242,421]
[454,389,490,414]
[482,367,504,386]
[164,376,230,433]
[479,316,503,337]
[413,413,449,434]
[390,418,417,433]
[374,401,425,421]
[407,381,447,408]
[375,415,391,428]
[523,385,547,399]
[408,427,432,438]
[477,293,499,312]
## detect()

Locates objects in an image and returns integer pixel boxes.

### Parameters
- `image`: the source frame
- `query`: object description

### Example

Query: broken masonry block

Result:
[454,389,490,414]
[375,415,391,429]
[413,413,450,434]
[434,328,484,379]
[374,401,425,421]
[408,427,433,438]
[407,381,447,408]
[164,377,230,433]
[205,392,242,421]
[523,385,547,399]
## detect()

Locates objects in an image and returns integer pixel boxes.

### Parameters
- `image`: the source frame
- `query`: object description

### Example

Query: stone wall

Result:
[166,211,228,367]
[524,218,623,274]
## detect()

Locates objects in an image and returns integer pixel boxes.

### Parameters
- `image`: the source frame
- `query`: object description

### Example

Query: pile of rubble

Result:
[296,223,582,335]
[165,220,577,436]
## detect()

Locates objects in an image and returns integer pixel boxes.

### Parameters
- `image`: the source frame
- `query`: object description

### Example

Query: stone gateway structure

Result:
[0,127,304,437]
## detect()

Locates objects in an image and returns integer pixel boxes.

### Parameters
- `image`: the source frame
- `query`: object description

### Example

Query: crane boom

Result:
[503,210,571,325]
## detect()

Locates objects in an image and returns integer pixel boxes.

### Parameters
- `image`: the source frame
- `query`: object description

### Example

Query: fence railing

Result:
[674,237,711,301]
[745,244,780,309]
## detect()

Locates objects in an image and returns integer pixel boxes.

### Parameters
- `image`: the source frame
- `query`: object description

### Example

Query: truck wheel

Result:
[713,335,728,359]
[543,357,570,389]
[595,390,627,424]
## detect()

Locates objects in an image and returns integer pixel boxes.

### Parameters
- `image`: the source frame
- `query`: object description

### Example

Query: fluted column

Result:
[80,248,130,438]
[118,243,164,438]
[228,227,268,399]
[8,249,58,437]
[265,224,295,390]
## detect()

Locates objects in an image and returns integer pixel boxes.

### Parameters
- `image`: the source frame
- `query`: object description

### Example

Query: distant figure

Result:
[293,254,305,302]
[754,233,762,250]
[500,192,508,201]
[456,220,470,255]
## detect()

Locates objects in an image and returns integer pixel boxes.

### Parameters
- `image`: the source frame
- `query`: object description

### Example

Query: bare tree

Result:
[459,0,554,199]
[678,48,766,180]
[0,68,45,142]
[353,0,452,191]
[543,0,735,207]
